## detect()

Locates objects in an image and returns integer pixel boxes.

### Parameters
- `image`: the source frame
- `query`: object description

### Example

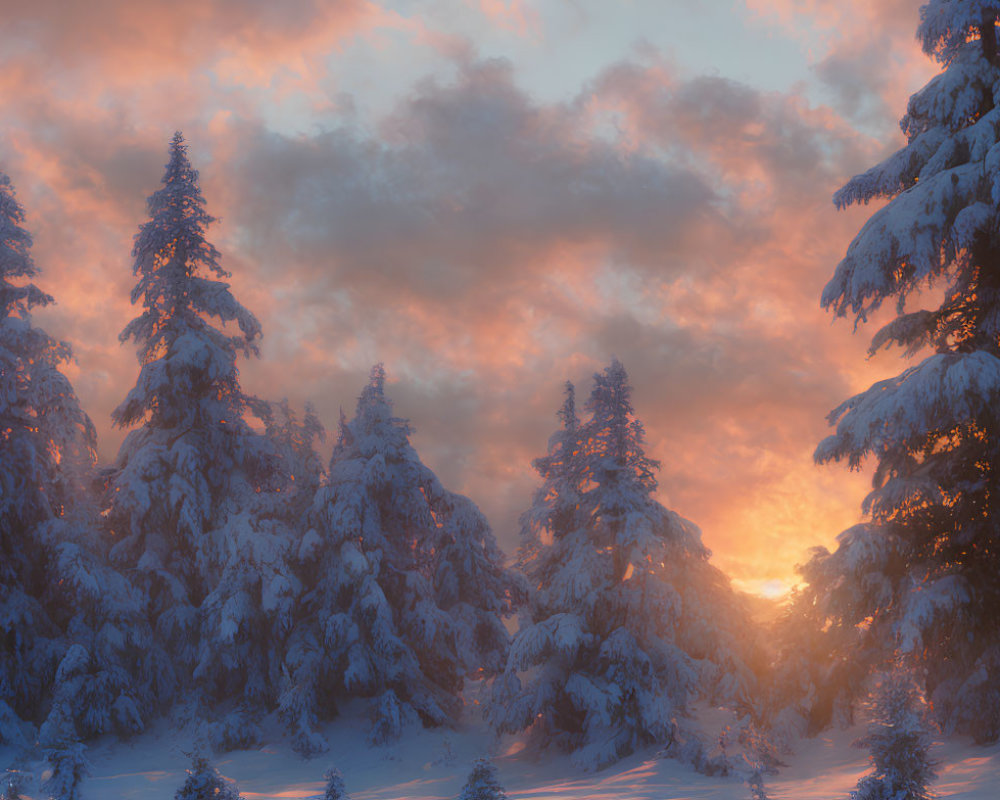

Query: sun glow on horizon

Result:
[732,576,798,600]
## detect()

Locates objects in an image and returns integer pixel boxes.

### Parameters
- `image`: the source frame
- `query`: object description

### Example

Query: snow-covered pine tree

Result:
[280,365,518,752]
[0,167,83,743]
[515,381,583,579]
[491,359,759,769]
[174,751,243,800]
[457,759,507,800]
[105,133,293,725]
[253,398,325,518]
[320,768,350,800]
[41,740,89,800]
[806,0,1000,741]
[432,457,523,683]
[0,170,150,746]
[850,670,936,800]
[0,170,69,744]
[197,400,323,750]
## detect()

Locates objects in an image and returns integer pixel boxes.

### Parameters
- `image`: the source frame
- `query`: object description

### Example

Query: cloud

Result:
[0,6,919,591]
[0,0,387,82]
[230,58,724,297]
[212,53,892,585]
[746,0,937,134]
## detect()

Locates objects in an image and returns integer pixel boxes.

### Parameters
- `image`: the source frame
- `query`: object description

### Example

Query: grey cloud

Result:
[814,48,898,133]
[229,57,725,302]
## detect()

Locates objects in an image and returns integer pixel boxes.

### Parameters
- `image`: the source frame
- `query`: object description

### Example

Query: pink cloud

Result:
[474,0,541,37]
[0,7,919,593]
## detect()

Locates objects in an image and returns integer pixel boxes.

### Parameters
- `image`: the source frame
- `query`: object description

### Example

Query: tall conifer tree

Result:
[516,382,582,578]
[491,360,757,768]
[803,0,1000,741]
[280,365,517,753]
[0,171,148,745]
[106,134,295,726]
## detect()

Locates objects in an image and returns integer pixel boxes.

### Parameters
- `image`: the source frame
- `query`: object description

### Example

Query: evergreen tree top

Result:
[114,132,262,429]
[174,752,243,800]
[132,132,226,295]
[851,670,937,800]
[322,768,350,800]
[582,358,659,495]
[333,406,352,454]
[918,1,1000,65]
[825,1,1000,328]
[0,169,96,486]
[458,759,507,800]
[531,380,579,483]
[557,380,578,432]
[357,362,389,416]
[123,131,260,355]
[0,171,52,319]
[348,362,412,449]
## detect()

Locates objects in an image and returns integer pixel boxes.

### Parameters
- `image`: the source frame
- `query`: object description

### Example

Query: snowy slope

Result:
[3,705,999,799]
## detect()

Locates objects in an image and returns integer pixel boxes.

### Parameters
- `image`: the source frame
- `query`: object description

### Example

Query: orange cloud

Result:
[0,4,926,596]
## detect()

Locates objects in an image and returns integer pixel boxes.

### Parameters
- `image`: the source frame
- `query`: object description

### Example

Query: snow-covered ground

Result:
[4,705,999,799]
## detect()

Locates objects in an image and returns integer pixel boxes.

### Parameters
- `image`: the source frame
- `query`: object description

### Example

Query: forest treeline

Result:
[4,2,1000,799]
[0,134,763,775]
[0,134,760,767]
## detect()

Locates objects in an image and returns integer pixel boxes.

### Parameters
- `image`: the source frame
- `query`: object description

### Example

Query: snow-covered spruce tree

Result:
[458,759,507,800]
[0,168,69,743]
[805,0,1000,742]
[105,133,295,726]
[0,170,151,746]
[41,739,89,800]
[252,398,325,519]
[850,671,936,800]
[320,768,350,800]
[515,381,583,580]
[196,400,323,750]
[174,751,243,800]
[280,365,518,752]
[491,359,759,769]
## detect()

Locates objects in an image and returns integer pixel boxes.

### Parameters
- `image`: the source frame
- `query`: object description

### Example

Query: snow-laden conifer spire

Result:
[105,135,300,728]
[850,671,937,800]
[582,357,658,497]
[0,169,94,539]
[280,364,518,753]
[0,170,150,746]
[458,759,507,800]
[518,381,581,575]
[320,768,350,800]
[174,751,244,800]
[113,131,260,430]
[0,172,50,316]
[491,360,758,769]
[804,0,1000,742]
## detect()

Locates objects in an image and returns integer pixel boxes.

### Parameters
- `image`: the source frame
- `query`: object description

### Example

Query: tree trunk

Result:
[981,17,998,67]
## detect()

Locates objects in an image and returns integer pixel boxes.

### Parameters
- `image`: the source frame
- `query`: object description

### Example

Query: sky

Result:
[0,0,942,596]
